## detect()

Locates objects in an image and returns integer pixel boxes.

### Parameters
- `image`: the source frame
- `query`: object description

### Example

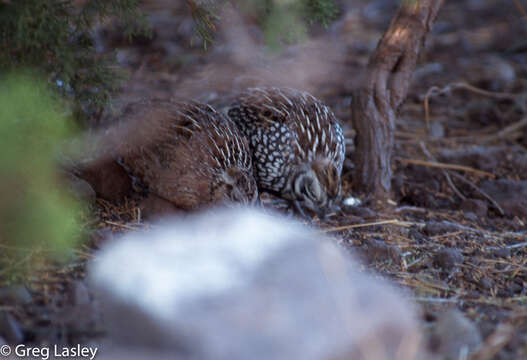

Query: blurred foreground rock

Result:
[89,208,424,360]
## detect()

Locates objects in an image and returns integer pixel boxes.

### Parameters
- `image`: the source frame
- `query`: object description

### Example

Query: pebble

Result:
[481,180,527,218]
[433,248,464,270]
[460,198,488,217]
[423,221,460,236]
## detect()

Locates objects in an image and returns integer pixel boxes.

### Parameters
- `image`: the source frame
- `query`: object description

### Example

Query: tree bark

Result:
[351,0,444,205]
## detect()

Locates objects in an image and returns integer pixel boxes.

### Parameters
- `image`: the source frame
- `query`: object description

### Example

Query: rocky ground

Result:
[1,0,526,359]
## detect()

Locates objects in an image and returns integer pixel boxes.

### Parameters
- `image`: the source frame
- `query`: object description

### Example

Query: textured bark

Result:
[351,0,444,204]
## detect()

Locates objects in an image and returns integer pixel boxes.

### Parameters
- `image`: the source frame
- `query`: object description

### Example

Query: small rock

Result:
[488,247,511,258]
[423,221,459,236]
[439,146,502,173]
[66,174,96,204]
[461,55,516,91]
[363,238,402,265]
[433,248,464,270]
[480,180,527,218]
[479,277,492,290]
[428,309,482,358]
[414,62,444,81]
[429,121,445,139]
[0,286,32,305]
[342,206,377,219]
[463,212,478,221]
[0,311,23,344]
[465,100,502,127]
[460,198,488,217]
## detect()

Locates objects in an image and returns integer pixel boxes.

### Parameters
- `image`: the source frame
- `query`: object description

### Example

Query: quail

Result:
[117,99,258,211]
[227,87,345,216]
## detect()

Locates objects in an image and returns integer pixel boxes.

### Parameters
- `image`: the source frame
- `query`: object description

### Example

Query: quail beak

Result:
[317,206,330,221]
[292,200,310,220]
[318,203,341,220]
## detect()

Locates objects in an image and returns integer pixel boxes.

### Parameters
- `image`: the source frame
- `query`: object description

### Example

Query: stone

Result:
[362,238,402,266]
[433,248,464,271]
[460,199,488,217]
[480,180,527,218]
[429,121,445,139]
[66,174,96,204]
[428,309,482,358]
[89,208,423,360]
[423,221,460,236]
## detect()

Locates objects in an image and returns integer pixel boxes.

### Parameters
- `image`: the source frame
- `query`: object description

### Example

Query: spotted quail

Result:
[227,87,345,216]
[117,99,258,211]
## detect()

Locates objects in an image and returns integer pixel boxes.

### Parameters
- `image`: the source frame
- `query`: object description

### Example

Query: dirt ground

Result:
[1,0,526,359]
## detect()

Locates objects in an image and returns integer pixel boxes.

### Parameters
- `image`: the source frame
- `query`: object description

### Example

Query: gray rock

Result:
[460,199,488,217]
[480,179,527,218]
[423,221,460,236]
[429,121,445,139]
[433,248,464,271]
[66,173,96,204]
[428,309,482,358]
[89,208,423,360]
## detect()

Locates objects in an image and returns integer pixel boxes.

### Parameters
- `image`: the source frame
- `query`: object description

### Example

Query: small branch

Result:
[423,82,527,135]
[419,141,466,201]
[480,117,527,144]
[321,219,413,233]
[449,172,505,216]
[394,158,496,178]
[470,311,527,360]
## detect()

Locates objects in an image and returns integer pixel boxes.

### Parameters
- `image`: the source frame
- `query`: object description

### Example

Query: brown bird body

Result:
[117,99,257,211]
[227,88,345,214]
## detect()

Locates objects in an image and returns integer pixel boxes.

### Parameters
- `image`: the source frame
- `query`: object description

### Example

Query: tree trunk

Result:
[351,0,444,205]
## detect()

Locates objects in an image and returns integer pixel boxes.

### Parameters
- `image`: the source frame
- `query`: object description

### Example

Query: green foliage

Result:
[189,0,339,50]
[0,73,84,280]
[0,0,150,121]
[303,0,340,26]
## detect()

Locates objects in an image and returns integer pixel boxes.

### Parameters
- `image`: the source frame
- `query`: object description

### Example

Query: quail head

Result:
[118,99,258,211]
[227,87,345,216]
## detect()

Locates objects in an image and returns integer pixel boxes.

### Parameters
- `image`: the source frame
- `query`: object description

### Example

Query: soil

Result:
[1,0,526,359]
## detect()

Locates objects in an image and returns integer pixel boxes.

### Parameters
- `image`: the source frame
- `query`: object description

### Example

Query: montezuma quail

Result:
[227,88,345,215]
[118,99,258,211]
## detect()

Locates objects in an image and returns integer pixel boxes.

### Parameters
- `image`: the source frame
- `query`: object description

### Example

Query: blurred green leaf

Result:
[0,73,84,281]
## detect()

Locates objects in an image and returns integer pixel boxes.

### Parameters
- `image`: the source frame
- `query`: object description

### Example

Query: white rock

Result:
[89,207,423,360]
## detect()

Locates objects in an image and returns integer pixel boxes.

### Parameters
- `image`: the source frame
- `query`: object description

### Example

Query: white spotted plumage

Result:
[227,87,346,200]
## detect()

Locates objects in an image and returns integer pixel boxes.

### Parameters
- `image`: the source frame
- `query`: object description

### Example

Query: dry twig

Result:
[394,158,496,178]
[322,219,413,233]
